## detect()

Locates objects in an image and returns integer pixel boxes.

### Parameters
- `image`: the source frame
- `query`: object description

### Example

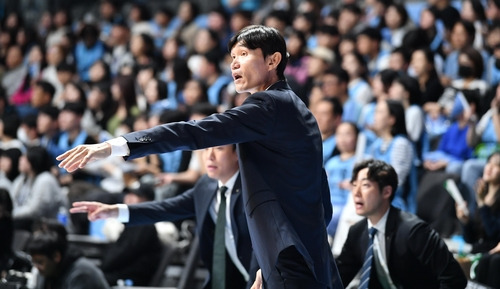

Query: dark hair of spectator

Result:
[228,25,288,80]
[454,19,476,46]
[467,0,487,22]
[0,188,14,252]
[38,105,60,120]
[114,74,137,109]
[319,97,344,117]
[351,159,399,202]
[287,29,307,59]
[137,33,156,58]
[189,102,218,117]
[35,80,56,99]
[459,46,484,79]
[385,99,407,137]
[172,58,192,97]
[1,148,22,182]
[28,220,68,258]
[130,3,151,22]
[393,73,422,106]
[1,114,20,139]
[377,69,399,93]
[401,28,431,53]
[386,3,409,29]
[324,65,350,84]
[26,146,53,176]
[341,3,362,16]
[358,27,382,43]
[345,50,369,80]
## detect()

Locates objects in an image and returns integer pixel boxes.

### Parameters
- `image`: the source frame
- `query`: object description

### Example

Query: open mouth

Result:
[233,74,242,81]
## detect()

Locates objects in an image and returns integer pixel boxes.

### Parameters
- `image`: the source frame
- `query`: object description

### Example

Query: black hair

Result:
[377,69,399,93]
[319,97,344,117]
[26,146,53,176]
[27,220,68,258]
[324,65,350,84]
[454,20,476,45]
[1,113,20,139]
[1,148,22,182]
[35,80,56,99]
[351,159,399,201]
[385,99,407,137]
[401,28,431,54]
[459,46,484,79]
[393,73,422,106]
[387,3,409,28]
[228,25,288,80]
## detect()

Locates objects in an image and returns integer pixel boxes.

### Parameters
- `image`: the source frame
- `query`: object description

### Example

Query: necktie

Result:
[212,186,228,289]
[359,227,378,289]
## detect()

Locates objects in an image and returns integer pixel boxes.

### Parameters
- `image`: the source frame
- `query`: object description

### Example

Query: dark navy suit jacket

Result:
[336,206,467,289]
[127,174,254,289]
[123,81,342,288]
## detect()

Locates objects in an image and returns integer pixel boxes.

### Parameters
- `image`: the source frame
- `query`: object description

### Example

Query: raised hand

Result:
[57,143,112,172]
[70,201,119,221]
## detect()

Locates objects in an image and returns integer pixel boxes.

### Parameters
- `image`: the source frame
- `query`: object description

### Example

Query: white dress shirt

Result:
[367,208,396,289]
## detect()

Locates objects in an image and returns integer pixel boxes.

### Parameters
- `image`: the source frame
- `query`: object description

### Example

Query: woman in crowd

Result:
[341,50,373,106]
[367,99,416,211]
[10,146,64,231]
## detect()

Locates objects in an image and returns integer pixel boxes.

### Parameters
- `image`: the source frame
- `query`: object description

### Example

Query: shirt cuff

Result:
[106,137,130,157]
[117,204,130,223]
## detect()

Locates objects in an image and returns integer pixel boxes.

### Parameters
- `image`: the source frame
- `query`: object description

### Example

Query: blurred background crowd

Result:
[1,0,500,288]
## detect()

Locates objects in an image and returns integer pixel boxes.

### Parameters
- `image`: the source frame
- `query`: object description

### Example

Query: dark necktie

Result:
[359,227,378,289]
[212,185,228,289]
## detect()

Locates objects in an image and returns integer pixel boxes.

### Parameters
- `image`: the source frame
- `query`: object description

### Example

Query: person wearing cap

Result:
[305,45,335,106]
[100,183,163,286]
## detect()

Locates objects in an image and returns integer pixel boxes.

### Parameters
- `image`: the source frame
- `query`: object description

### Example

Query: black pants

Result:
[264,246,327,289]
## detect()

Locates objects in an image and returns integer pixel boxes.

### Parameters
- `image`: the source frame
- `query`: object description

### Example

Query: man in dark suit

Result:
[59,25,342,289]
[336,159,467,289]
[71,144,254,289]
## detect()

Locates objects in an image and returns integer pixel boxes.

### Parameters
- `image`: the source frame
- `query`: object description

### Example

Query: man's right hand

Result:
[70,201,119,221]
[57,143,112,173]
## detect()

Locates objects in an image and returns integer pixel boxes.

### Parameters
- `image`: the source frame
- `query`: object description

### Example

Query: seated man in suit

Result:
[70,144,255,289]
[336,159,467,289]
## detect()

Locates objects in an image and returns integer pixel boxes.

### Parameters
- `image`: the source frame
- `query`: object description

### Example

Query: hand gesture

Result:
[490,242,500,254]
[57,143,112,172]
[250,269,262,289]
[70,201,119,221]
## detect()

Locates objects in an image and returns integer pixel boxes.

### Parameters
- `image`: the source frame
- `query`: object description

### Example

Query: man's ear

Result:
[382,185,392,200]
[267,52,282,71]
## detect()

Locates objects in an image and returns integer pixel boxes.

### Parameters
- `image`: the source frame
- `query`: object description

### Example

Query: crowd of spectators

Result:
[1,0,500,287]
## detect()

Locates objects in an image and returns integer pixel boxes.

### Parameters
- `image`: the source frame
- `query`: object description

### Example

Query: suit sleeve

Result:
[127,188,196,225]
[122,92,276,159]
[335,224,364,287]
[407,223,468,289]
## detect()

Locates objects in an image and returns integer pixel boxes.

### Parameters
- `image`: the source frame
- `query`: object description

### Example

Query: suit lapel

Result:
[198,177,219,228]
[230,175,242,243]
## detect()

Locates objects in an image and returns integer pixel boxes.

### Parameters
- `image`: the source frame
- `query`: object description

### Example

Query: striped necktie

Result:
[359,227,378,289]
[212,186,228,289]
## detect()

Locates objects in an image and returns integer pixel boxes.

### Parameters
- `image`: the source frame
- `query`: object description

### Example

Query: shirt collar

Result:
[367,207,390,236]
[218,171,239,194]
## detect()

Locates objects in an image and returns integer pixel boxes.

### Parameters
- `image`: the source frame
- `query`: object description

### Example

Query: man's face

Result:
[230,42,275,94]
[311,100,339,137]
[58,110,79,132]
[31,86,47,108]
[351,168,388,218]
[31,253,59,277]
[203,145,238,183]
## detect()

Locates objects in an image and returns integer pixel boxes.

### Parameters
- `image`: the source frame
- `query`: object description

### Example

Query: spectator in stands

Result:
[11,146,64,231]
[1,45,28,102]
[341,50,373,106]
[461,0,487,50]
[456,151,500,254]
[0,148,22,191]
[474,240,500,288]
[106,21,133,77]
[324,122,360,237]
[180,79,209,112]
[356,27,390,78]
[380,2,412,49]
[107,74,139,136]
[150,7,175,50]
[100,184,162,286]
[0,113,24,152]
[427,0,460,38]
[311,97,343,165]
[304,45,335,106]
[337,3,365,37]
[27,220,110,289]
[388,47,411,73]
[171,0,201,53]
[388,73,424,145]
[442,20,478,84]
[366,99,416,211]
[41,44,66,102]
[127,2,152,36]
[130,33,155,67]
[284,29,310,90]
[74,24,106,82]
[0,188,31,277]
[197,50,233,106]
[45,8,72,49]
[31,80,56,111]
[54,62,77,108]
